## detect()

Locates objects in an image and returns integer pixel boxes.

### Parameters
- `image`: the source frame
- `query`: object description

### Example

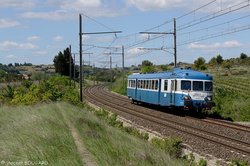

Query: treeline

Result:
[6,62,33,67]
[0,63,20,74]
[194,53,249,70]
[0,64,23,83]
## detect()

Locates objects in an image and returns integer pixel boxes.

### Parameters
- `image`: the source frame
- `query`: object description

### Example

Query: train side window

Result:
[181,80,191,90]
[205,82,213,91]
[152,80,155,90]
[155,80,158,90]
[164,80,168,91]
[193,81,203,91]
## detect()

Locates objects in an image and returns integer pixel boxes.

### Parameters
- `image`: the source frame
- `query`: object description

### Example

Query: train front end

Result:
[177,69,215,111]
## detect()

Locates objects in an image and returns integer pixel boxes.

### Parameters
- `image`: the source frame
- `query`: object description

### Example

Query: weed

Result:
[151,137,182,158]
[230,159,248,166]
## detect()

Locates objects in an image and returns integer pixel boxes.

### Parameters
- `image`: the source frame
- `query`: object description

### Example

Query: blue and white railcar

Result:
[127,66,215,110]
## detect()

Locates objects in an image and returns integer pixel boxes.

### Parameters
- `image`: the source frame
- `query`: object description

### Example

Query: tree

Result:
[194,57,206,70]
[160,65,169,71]
[141,66,157,73]
[53,47,74,77]
[216,55,224,64]
[141,60,156,73]
[142,60,153,66]
[209,57,217,66]
[240,53,248,59]
[222,62,232,74]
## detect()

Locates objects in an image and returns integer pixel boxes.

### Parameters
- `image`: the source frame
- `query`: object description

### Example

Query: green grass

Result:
[0,103,82,166]
[63,103,184,166]
[0,102,185,166]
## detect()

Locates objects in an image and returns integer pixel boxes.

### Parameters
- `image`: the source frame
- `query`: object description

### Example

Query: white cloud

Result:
[0,19,20,28]
[123,0,179,11]
[82,35,91,42]
[0,41,38,51]
[51,36,64,41]
[6,54,17,59]
[26,36,40,42]
[60,0,101,11]
[19,10,74,21]
[19,43,39,50]
[0,0,37,10]
[122,0,249,13]
[19,0,129,21]
[186,41,243,49]
[94,36,115,42]
[127,47,145,55]
[81,35,115,42]
[0,41,19,51]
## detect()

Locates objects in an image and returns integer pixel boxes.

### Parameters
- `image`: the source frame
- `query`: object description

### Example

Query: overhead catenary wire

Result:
[79,0,250,67]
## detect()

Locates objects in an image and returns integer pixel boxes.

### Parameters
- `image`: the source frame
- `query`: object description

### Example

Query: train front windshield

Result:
[181,80,212,91]
[205,82,213,91]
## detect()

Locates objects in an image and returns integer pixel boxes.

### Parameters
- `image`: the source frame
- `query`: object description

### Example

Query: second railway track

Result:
[83,84,250,164]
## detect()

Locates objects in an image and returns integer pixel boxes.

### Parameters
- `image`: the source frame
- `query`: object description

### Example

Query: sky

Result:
[1,0,250,67]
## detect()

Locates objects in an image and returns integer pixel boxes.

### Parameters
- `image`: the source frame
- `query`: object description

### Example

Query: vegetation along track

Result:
[83,84,250,164]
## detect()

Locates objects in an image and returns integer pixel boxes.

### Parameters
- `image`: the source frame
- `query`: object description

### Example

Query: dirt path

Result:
[58,104,98,166]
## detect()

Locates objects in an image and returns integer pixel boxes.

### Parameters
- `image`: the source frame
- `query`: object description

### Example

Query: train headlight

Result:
[184,96,191,100]
[205,97,212,101]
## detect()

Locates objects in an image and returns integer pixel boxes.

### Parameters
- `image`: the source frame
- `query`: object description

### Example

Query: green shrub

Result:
[211,87,250,121]
[230,159,248,166]
[3,76,81,106]
[121,126,149,140]
[151,137,182,158]
[199,158,207,166]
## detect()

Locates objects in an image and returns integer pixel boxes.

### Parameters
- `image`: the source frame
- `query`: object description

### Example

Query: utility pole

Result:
[140,18,177,66]
[122,45,125,91]
[173,18,177,67]
[73,53,76,88]
[79,14,83,101]
[93,63,95,85]
[79,13,122,101]
[103,45,125,90]
[110,56,112,89]
[69,45,72,87]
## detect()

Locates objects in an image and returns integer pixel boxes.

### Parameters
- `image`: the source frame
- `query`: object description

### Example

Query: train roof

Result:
[128,66,213,80]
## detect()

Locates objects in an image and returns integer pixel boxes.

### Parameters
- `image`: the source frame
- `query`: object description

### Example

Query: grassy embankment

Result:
[0,102,184,166]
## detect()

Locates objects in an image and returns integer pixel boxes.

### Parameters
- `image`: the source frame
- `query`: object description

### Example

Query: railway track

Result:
[83,84,250,164]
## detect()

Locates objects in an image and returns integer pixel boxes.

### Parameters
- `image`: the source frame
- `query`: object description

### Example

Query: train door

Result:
[170,79,176,105]
[135,79,138,100]
[158,79,161,104]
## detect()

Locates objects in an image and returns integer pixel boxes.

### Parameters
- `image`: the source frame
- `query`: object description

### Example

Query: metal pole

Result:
[69,45,72,87]
[79,14,83,101]
[122,45,125,91]
[73,54,76,88]
[110,56,112,89]
[174,18,177,67]
[93,63,95,85]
